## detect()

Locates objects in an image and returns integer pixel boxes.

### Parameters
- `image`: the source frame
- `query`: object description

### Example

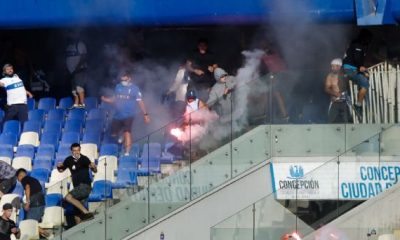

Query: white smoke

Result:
[231,49,265,130]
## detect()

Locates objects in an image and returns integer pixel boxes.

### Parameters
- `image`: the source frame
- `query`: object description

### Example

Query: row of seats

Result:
[0,141,176,165]
[37,97,99,112]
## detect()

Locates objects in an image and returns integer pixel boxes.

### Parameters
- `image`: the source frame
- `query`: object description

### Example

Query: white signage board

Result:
[270,158,400,200]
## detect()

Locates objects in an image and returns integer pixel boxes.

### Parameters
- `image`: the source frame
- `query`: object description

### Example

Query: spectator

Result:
[187,38,218,99]
[57,143,97,223]
[324,58,351,123]
[0,161,17,198]
[16,169,50,238]
[101,71,150,156]
[207,68,236,122]
[65,31,88,108]
[183,89,207,125]
[260,40,289,122]
[166,59,191,118]
[0,203,20,240]
[0,64,33,122]
[343,29,373,121]
[16,169,45,221]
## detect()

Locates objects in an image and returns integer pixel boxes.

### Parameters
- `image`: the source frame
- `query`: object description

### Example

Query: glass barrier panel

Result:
[148,123,191,224]
[232,125,271,177]
[272,124,346,157]
[211,205,254,240]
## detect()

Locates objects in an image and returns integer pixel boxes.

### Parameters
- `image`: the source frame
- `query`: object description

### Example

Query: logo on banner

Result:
[278,164,320,191]
[289,165,304,179]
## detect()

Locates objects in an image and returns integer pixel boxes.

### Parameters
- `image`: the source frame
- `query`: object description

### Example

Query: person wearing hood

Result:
[207,68,236,121]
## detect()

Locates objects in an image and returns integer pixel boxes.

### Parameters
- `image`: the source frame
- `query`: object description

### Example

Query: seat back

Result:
[58,97,73,110]
[39,206,65,228]
[28,109,45,122]
[19,219,40,240]
[18,132,40,147]
[100,143,118,157]
[38,97,56,112]
[23,120,41,133]
[85,97,98,111]
[3,120,21,136]
[64,119,83,133]
[47,109,66,121]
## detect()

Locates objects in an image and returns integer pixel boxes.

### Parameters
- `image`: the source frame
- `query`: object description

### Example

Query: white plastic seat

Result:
[38,206,65,228]
[46,180,69,197]
[18,132,39,147]
[19,219,39,240]
[0,157,12,165]
[11,157,32,171]
[97,155,118,171]
[80,143,98,162]
[48,168,71,184]
[393,230,400,240]
[94,162,117,182]
[378,234,395,240]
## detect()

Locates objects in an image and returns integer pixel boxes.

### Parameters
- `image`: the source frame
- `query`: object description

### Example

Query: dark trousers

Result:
[328,101,352,123]
[5,104,28,122]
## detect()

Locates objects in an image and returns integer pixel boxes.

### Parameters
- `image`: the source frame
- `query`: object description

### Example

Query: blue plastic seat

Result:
[36,145,55,160]
[58,97,73,110]
[47,109,66,122]
[161,142,180,163]
[67,108,86,122]
[113,169,138,188]
[43,120,62,136]
[118,156,138,170]
[130,143,141,158]
[30,168,50,183]
[3,120,21,136]
[64,119,83,134]
[11,182,24,198]
[60,132,80,147]
[22,120,41,133]
[38,97,56,112]
[87,108,107,121]
[138,157,161,175]
[88,180,113,202]
[0,145,14,162]
[82,132,101,148]
[27,98,35,111]
[32,159,53,170]
[141,143,162,159]
[99,144,119,157]
[28,109,45,123]
[45,193,63,207]
[16,145,35,159]
[101,134,118,145]
[55,149,70,167]
[84,97,98,111]
[0,133,18,147]
[40,132,60,149]
[84,119,103,134]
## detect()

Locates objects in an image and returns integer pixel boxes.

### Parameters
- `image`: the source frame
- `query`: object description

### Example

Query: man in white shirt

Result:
[0,64,33,122]
[66,32,88,108]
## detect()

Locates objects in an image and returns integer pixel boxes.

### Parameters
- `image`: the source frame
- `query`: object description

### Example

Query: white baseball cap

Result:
[331,58,343,66]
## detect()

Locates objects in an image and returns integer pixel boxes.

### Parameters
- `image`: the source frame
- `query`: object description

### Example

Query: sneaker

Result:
[80,212,94,221]
[124,152,130,156]
[353,104,362,122]
[68,104,79,110]
[77,104,86,108]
